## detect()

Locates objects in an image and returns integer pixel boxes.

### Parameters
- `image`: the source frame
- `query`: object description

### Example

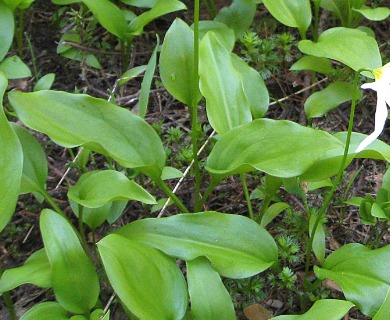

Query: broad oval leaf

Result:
[290,56,334,75]
[309,214,325,264]
[116,211,278,278]
[160,18,201,106]
[304,81,363,119]
[187,257,235,320]
[128,0,186,35]
[8,90,165,180]
[230,54,269,119]
[214,0,256,39]
[320,0,350,26]
[68,170,156,208]
[353,6,390,21]
[298,27,382,75]
[206,119,344,181]
[11,123,48,195]
[0,1,14,61]
[97,234,188,320]
[0,56,31,79]
[0,73,23,233]
[198,20,235,52]
[81,0,129,39]
[199,32,252,134]
[0,249,51,293]
[314,243,390,317]
[40,209,100,314]
[20,302,71,320]
[272,299,354,320]
[262,0,312,35]
[34,73,55,91]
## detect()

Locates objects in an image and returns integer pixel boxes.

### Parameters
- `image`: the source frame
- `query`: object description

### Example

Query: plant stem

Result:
[302,69,367,294]
[24,32,38,80]
[197,178,220,210]
[0,264,17,320]
[192,0,202,212]
[312,0,320,41]
[17,9,24,57]
[241,174,254,220]
[156,178,189,213]
[39,187,66,217]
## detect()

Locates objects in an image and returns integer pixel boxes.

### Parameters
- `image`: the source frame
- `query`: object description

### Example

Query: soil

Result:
[1,1,389,319]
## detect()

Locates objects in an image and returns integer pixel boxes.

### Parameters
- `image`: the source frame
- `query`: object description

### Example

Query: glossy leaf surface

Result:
[118,65,146,87]
[0,0,14,61]
[290,56,334,74]
[68,170,156,208]
[116,211,278,278]
[0,56,31,79]
[373,288,390,320]
[206,119,343,181]
[309,214,325,264]
[299,27,382,74]
[81,0,129,39]
[129,0,186,35]
[314,243,390,317]
[272,299,354,320]
[198,20,235,51]
[0,249,51,293]
[262,0,311,35]
[160,18,201,106]
[260,202,289,227]
[214,0,256,39]
[8,90,165,179]
[98,234,188,320]
[199,32,252,134]
[11,123,47,195]
[34,73,55,91]
[187,257,235,320]
[0,73,23,233]
[40,209,99,314]
[305,82,363,119]
[20,302,71,320]
[353,6,390,21]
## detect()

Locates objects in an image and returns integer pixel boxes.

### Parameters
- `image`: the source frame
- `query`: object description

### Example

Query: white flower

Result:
[355,62,390,153]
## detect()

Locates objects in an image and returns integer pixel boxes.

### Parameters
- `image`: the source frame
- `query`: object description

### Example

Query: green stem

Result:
[312,0,320,42]
[24,32,38,80]
[197,178,220,210]
[39,187,66,217]
[17,9,25,57]
[156,178,189,213]
[241,174,254,220]
[303,69,368,292]
[0,264,17,320]
[192,0,202,212]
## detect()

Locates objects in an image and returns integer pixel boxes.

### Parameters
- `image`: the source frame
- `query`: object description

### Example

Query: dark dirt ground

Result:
[1,1,390,319]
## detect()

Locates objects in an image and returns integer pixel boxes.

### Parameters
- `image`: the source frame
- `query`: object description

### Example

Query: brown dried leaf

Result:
[244,303,273,320]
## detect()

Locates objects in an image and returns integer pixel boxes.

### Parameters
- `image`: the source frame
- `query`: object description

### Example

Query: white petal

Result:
[355,95,388,153]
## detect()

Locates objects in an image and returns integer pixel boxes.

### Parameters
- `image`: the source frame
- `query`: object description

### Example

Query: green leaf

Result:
[161,166,183,180]
[187,257,235,320]
[20,302,71,320]
[34,73,55,91]
[314,243,390,317]
[97,234,188,320]
[214,0,256,39]
[230,54,269,119]
[138,39,158,118]
[8,90,165,179]
[298,27,382,75]
[0,249,51,293]
[272,299,354,320]
[199,32,252,134]
[0,0,14,61]
[319,0,350,26]
[116,212,278,278]
[290,56,334,74]
[70,199,128,230]
[309,214,325,264]
[197,20,235,52]
[160,18,201,106]
[68,170,156,208]
[353,6,390,21]
[81,0,129,39]
[260,202,289,227]
[304,82,363,119]
[206,119,344,181]
[373,288,390,320]
[0,73,23,233]
[262,0,312,36]
[118,65,146,87]
[128,0,187,35]
[40,209,100,314]
[0,56,31,79]
[11,124,48,195]
[120,0,158,8]
[51,0,80,4]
